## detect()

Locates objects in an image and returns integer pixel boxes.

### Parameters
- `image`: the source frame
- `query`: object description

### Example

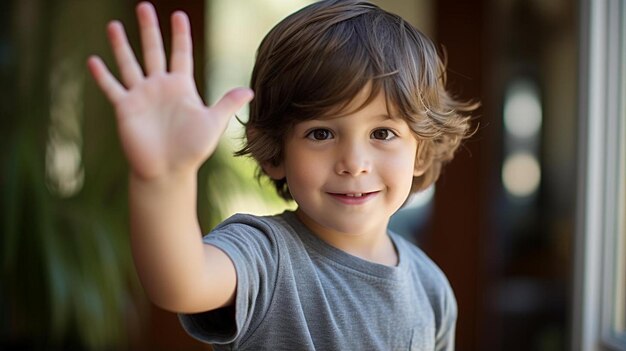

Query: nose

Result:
[334,141,372,176]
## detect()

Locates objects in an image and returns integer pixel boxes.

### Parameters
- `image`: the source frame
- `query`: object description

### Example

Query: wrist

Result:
[129,167,198,191]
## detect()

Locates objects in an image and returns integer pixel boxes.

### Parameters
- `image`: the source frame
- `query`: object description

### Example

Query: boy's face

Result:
[265,89,423,239]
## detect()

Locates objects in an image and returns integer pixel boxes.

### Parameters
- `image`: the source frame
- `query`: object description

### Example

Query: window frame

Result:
[573,0,626,350]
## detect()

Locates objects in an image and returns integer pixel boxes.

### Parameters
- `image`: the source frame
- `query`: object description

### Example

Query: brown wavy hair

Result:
[236,0,478,200]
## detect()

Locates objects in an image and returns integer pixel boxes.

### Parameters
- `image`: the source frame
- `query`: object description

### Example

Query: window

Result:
[573,0,626,350]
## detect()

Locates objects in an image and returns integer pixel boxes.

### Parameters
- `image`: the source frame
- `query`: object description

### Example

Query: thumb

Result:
[209,87,254,121]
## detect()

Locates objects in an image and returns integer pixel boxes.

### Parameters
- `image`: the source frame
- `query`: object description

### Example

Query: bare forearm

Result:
[128,171,207,309]
[90,2,248,313]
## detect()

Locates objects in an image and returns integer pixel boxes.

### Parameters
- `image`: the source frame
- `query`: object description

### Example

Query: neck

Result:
[295,209,398,266]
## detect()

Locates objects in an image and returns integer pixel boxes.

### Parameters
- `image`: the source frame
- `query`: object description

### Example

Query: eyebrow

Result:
[375,113,394,121]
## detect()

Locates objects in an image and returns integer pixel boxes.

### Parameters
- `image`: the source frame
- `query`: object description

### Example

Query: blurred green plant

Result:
[1,1,145,349]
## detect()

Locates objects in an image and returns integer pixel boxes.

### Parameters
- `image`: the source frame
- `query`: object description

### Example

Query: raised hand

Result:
[88,2,253,181]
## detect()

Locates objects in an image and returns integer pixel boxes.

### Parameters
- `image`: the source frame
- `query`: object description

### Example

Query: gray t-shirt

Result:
[179,211,457,350]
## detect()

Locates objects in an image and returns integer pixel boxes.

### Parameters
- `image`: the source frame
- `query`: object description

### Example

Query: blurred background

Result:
[1,0,624,350]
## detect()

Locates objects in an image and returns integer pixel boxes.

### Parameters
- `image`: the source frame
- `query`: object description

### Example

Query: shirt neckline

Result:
[279,210,408,281]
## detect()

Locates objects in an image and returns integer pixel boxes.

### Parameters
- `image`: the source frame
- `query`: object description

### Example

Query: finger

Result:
[87,56,126,103]
[107,21,144,87]
[136,2,166,75]
[209,88,255,122]
[169,11,193,75]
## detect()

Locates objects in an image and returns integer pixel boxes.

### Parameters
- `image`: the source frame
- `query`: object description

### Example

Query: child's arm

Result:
[87,2,253,313]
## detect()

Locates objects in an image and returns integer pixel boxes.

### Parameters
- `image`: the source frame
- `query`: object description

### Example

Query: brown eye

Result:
[371,129,395,140]
[307,129,333,140]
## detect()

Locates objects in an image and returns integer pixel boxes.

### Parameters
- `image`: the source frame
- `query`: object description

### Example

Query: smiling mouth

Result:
[329,191,376,197]
[327,191,380,204]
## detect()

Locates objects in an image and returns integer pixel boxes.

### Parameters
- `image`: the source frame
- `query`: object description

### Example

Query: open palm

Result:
[88,2,253,180]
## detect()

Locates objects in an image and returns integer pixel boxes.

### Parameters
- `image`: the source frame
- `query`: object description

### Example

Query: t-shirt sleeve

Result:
[408,241,458,351]
[434,279,458,351]
[178,214,280,346]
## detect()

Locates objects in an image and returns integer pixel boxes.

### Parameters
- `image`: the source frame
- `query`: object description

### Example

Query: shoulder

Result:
[207,212,293,241]
[392,233,449,287]
[391,233,457,323]
[213,212,286,233]
[202,212,301,257]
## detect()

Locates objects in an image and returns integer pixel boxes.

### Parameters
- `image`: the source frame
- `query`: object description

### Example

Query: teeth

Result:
[346,193,363,197]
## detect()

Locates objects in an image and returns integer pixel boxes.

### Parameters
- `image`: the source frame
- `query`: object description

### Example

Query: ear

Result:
[413,160,427,177]
[262,161,286,180]
[413,142,428,177]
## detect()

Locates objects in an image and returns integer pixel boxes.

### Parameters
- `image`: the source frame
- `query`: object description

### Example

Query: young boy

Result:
[88,0,475,350]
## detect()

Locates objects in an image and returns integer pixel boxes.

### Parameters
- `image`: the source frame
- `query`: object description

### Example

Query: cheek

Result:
[284,150,326,193]
[379,147,417,190]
